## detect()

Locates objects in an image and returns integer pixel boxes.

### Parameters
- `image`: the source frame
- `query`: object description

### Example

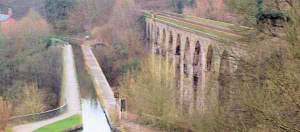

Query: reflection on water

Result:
[81,99,111,132]
[75,45,111,132]
[79,75,111,132]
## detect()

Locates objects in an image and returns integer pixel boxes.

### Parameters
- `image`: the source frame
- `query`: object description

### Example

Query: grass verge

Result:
[5,127,12,132]
[33,114,82,132]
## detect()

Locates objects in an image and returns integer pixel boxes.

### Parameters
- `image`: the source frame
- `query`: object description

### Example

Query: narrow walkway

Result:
[12,45,81,132]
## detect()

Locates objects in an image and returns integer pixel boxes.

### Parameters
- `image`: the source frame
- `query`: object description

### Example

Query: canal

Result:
[80,86,111,132]
[73,44,111,132]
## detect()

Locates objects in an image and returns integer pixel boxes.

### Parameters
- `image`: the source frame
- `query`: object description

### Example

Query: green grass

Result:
[5,127,13,132]
[144,12,152,17]
[154,15,242,40]
[33,114,82,132]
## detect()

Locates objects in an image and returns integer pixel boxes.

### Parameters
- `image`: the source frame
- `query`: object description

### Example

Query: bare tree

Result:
[119,55,177,119]
[14,83,46,115]
[0,97,12,131]
[215,0,300,131]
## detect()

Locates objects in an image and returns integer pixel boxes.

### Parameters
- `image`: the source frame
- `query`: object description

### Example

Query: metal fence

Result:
[9,103,68,125]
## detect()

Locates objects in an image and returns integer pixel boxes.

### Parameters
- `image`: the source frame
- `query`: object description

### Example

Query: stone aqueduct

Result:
[145,13,237,113]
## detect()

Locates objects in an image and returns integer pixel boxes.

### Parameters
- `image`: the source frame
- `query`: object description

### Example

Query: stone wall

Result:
[145,16,238,113]
[9,104,68,125]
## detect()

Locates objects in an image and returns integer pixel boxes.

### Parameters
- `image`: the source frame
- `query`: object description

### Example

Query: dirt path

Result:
[12,45,81,132]
[119,120,162,132]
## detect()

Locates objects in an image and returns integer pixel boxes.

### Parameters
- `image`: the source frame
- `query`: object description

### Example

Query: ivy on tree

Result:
[44,0,76,28]
[169,0,196,14]
[256,0,290,27]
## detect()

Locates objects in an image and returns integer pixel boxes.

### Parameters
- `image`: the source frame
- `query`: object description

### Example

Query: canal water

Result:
[79,78,112,132]
[73,44,111,132]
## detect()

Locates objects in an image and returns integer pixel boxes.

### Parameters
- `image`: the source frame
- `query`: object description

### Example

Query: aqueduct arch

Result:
[151,24,154,41]
[183,37,191,78]
[156,27,160,45]
[145,15,239,113]
[168,31,174,58]
[175,34,182,106]
[155,27,160,55]
[175,34,181,56]
[147,24,151,41]
[162,29,167,57]
[218,50,231,106]
[193,41,201,106]
[206,45,214,71]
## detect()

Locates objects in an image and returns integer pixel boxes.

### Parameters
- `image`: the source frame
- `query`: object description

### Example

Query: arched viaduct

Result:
[144,12,242,113]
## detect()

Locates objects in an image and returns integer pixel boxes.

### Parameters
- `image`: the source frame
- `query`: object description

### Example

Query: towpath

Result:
[12,45,81,132]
